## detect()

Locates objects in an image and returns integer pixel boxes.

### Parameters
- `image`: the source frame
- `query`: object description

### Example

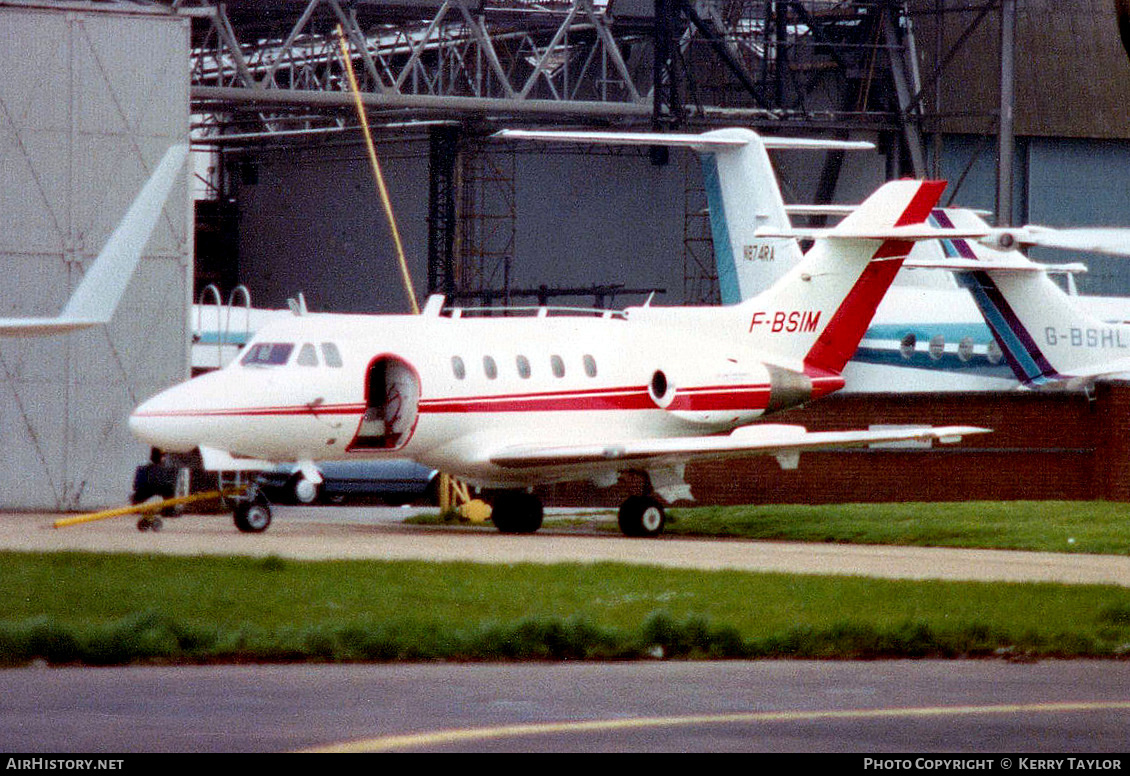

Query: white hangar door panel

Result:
[0,7,191,510]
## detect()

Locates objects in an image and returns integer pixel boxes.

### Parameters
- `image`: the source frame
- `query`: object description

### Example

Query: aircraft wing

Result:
[490,424,989,473]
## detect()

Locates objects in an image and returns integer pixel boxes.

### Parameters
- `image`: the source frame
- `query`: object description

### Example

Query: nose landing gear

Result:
[221,472,273,533]
[233,495,273,533]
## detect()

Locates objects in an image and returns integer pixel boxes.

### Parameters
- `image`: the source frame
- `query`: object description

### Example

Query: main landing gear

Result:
[617,494,666,538]
[488,490,544,534]
[487,490,668,538]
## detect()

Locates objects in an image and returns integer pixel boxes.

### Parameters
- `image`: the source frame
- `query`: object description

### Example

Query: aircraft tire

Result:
[490,491,543,534]
[618,495,666,538]
[234,501,272,533]
[291,474,321,505]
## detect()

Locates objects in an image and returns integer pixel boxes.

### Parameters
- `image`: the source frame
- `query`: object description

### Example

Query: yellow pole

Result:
[336,25,419,314]
[335,27,486,521]
[52,489,243,529]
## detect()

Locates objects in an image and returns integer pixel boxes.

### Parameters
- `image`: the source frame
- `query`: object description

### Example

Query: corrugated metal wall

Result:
[937,134,1130,295]
[912,0,1130,139]
[0,6,191,510]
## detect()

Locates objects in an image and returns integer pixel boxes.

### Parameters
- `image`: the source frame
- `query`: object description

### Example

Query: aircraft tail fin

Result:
[745,179,947,376]
[931,208,1112,386]
[0,144,189,337]
[61,144,189,326]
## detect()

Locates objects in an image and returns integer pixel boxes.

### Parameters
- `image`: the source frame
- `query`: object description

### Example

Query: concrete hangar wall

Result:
[232,135,888,314]
[0,3,191,511]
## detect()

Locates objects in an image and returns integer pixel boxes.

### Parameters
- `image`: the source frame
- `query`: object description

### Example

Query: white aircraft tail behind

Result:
[925,208,1130,386]
[0,143,188,336]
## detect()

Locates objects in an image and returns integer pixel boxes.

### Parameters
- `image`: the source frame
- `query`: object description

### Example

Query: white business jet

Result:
[0,144,188,336]
[129,160,988,537]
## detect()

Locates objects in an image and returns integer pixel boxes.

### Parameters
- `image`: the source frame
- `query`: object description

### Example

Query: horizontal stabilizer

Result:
[981,225,1130,256]
[755,224,992,242]
[903,257,1088,274]
[785,204,859,218]
[492,129,874,152]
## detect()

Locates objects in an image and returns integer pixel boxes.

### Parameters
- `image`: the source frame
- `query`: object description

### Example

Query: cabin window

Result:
[898,333,916,361]
[483,355,498,380]
[516,355,531,379]
[241,342,294,367]
[583,354,597,378]
[322,343,343,368]
[551,354,565,378]
[297,343,319,367]
[987,340,1003,365]
[957,337,974,363]
[928,335,945,361]
[452,356,466,380]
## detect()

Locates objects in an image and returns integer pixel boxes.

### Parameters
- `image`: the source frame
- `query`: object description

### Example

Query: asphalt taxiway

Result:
[4,506,1130,587]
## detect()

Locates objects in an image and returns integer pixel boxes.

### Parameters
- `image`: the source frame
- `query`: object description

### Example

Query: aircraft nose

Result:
[128,386,199,453]
[128,395,167,448]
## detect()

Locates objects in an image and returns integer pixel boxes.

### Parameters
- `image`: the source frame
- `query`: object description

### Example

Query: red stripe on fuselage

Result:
[136,382,776,420]
[420,386,653,414]
[422,382,772,414]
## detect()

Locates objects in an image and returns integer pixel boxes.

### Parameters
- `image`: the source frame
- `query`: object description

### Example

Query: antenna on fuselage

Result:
[287,293,308,316]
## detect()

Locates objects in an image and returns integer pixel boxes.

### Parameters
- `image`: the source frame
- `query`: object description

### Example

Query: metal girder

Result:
[180,0,924,139]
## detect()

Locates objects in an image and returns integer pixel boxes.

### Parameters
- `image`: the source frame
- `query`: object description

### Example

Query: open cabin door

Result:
[349,356,420,451]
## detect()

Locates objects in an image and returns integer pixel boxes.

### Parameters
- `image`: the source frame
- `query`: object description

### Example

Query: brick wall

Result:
[536,383,1126,507]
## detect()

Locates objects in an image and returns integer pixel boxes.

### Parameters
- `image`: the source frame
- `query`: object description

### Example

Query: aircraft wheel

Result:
[490,491,543,534]
[292,475,320,505]
[618,495,666,538]
[234,500,272,533]
[137,515,163,532]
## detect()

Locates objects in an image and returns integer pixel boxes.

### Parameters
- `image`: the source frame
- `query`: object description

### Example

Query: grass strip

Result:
[659,501,1130,555]
[4,551,1130,665]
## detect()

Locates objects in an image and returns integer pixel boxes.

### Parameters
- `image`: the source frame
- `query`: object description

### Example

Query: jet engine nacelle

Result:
[646,359,813,427]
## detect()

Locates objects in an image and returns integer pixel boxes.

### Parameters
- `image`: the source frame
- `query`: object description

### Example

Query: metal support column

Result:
[427,124,460,296]
[997,0,1017,226]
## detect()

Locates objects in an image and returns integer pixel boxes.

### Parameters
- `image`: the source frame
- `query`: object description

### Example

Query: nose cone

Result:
[129,381,207,453]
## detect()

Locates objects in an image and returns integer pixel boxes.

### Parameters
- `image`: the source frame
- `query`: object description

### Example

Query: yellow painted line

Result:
[299,700,1130,753]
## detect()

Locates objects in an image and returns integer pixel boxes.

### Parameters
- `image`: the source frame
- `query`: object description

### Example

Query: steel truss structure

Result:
[161,0,1024,303]
[180,0,929,158]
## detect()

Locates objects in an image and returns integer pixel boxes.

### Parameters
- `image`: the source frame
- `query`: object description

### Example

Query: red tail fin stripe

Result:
[894,180,947,227]
[803,179,947,374]
[803,255,906,374]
